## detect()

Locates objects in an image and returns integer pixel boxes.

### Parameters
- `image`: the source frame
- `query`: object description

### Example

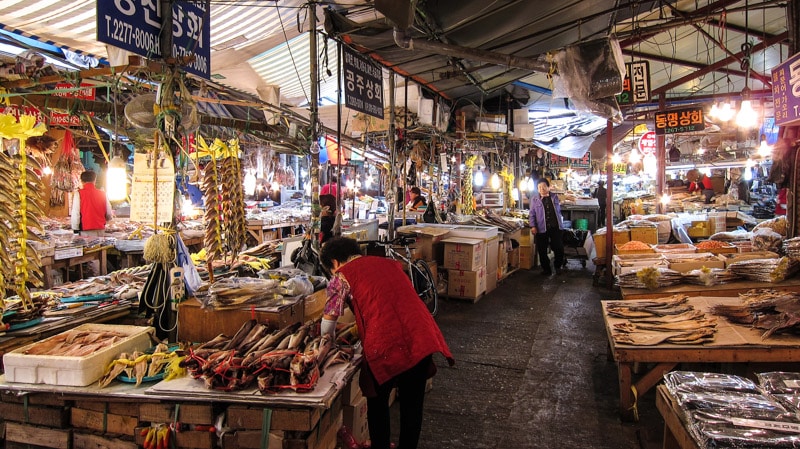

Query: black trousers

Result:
[363,355,432,449]
[535,227,565,272]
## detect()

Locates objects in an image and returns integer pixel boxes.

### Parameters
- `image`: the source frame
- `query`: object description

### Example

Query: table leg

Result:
[618,362,636,421]
[99,250,107,275]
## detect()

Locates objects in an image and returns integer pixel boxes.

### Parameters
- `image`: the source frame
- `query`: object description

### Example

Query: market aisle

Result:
[402,262,663,449]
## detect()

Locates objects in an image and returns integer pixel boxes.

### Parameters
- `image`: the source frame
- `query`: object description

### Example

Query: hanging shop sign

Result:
[96,1,210,79]
[613,163,627,174]
[616,61,650,105]
[771,51,800,126]
[342,45,384,119]
[0,104,91,127]
[638,130,657,155]
[653,107,704,135]
[549,152,590,169]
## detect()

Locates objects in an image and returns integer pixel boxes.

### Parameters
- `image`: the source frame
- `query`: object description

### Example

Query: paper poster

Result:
[130,151,175,224]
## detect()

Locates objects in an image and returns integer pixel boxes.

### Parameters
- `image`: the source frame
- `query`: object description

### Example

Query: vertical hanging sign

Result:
[342,45,384,119]
[771,51,800,126]
[617,61,650,105]
[96,1,210,79]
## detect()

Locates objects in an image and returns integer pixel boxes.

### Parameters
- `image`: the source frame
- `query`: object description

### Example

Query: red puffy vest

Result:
[79,183,108,231]
[339,256,453,385]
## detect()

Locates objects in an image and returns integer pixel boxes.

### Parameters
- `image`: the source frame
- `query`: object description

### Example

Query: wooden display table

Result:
[40,246,108,288]
[620,277,800,300]
[246,220,308,244]
[656,385,701,449]
[603,296,800,421]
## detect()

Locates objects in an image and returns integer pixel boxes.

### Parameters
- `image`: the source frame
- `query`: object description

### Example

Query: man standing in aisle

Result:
[529,179,565,275]
[71,170,114,236]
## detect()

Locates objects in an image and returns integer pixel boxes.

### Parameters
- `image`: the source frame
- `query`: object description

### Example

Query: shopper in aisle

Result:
[593,181,607,226]
[406,186,427,211]
[776,186,788,216]
[529,178,565,275]
[319,194,337,243]
[319,237,454,449]
[320,174,339,198]
[686,169,715,203]
[71,170,114,236]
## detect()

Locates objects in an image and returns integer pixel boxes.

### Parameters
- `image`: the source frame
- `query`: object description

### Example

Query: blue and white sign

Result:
[97,1,210,79]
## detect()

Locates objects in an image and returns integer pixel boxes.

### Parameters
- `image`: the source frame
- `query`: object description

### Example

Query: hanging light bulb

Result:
[474,154,486,169]
[758,139,772,158]
[746,158,756,168]
[660,193,671,206]
[42,165,52,176]
[106,155,127,202]
[744,167,753,181]
[736,99,758,128]
[473,170,485,187]
[628,149,641,164]
[717,101,734,122]
[611,153,622,164]
[365,173,374,188]
[519,177,528,192]
[489,173,501,190]
[512,188,520,201]
[709,102,719,119]
[526,177,535,192]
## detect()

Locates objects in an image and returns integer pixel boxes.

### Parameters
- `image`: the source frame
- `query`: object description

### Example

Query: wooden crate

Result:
[135,427,216,449]
[4,422,71,449]
[225,405,323,432]
[139,402,214,425]
[73,432,138,449]
[177,297,303,343]
[71,406,140,436]
[0,401,70,428]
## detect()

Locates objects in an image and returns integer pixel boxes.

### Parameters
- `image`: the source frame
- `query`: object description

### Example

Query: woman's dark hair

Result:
[319,194,337,210]
[538,178,550,187]
[320,237,362,269]
[410,187,421,195]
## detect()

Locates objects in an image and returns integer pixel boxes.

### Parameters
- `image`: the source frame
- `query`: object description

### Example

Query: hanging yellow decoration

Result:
[500,166,515,209]
[463,155,476,215]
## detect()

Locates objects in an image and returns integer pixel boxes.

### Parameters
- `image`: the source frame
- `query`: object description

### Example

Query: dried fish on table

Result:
[728,257,800,283]
[784,237,800,258]
[682,268,740,286]
[613,327,715,346]
[616,267,683,290]
[711,289,800,338]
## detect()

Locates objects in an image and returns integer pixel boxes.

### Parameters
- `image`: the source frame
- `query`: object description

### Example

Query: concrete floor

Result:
[393,259,664,449]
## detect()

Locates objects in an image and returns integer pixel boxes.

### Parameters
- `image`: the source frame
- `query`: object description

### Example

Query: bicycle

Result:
[364,236,439,317]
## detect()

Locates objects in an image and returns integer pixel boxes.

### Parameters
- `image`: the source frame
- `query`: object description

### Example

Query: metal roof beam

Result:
[622,50,748,78]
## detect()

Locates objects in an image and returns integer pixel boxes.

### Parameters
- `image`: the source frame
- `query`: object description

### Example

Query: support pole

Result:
[309,1,320,239]
[605,120,614,289]
[387,72,397,240]
[656,95,666,214]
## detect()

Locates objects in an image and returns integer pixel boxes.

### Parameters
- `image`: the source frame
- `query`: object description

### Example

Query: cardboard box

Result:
[519,227,532,247]
[666,254,726,272]
[447,267,487,299]
[512,108,529,124]
[341,371,363,406]
[509,247,520,268]
[485,236,500,293]
[177,297,303,343]
[54,245,83,260]
[519,245,534,269]
[513,123,534,139]
[612,254,666,275]
[303,289,327,322]
[2,324,154,387]
[629,227,658,245]
[343,395,369,444]
[653,243,697,254]
[593,230,630,259]
[442,237,486,271]
[413,229,450,263]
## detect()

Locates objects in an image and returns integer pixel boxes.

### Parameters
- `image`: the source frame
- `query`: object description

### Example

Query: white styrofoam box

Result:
[418,98,434,125]
[394,83,421,113]
[476,121,508,133]
[513,109,530,124]
[514,123,534,139]
[3,324,154,386]
[447,225,499,240]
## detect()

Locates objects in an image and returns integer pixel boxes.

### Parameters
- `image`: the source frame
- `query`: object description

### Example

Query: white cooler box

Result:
[3,324,154,386]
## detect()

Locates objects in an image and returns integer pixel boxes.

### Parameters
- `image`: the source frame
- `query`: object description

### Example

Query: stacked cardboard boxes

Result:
[443,237,487,301]
[517,227,535,270]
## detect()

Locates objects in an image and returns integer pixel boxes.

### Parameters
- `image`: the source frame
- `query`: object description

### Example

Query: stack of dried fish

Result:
[50,130,83,207]
[23,329,127,356]
[616,267,683,290]
[181,319,354,393]
[728,257,800,283]
[204,276,285,309]
[470,209,523,233]
[202,141,224,263]
[711,289,800,338]
[783,237,800,258]
[682,267,740,286]
[607,295,717,345]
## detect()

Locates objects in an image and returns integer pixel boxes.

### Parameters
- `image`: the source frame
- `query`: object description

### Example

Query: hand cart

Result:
[561,229,590,268]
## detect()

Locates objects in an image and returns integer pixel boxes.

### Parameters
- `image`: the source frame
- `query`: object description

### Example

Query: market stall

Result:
[602,295,800,422]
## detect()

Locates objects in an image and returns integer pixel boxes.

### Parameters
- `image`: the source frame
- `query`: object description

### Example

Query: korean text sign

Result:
[772,51,800,126]
[97,1,210,79]
[342,45,384,119]
[653,106,704,135]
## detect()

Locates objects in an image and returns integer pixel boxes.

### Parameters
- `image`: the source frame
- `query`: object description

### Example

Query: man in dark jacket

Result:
[528,179,565,275]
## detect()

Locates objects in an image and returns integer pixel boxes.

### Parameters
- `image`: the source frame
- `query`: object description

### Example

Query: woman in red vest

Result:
[320,237,454,449]
[71,170,114,236]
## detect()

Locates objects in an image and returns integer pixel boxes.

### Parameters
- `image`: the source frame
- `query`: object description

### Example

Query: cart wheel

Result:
[581,260,587,268]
